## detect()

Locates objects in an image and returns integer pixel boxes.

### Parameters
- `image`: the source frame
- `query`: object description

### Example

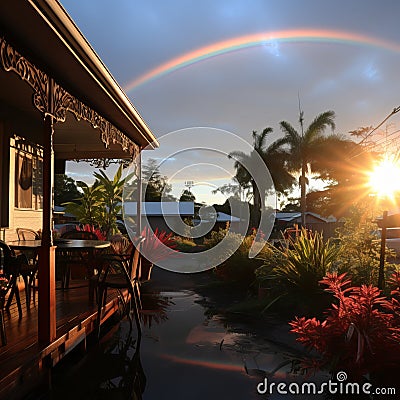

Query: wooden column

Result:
[38,79,56,344]
[137,150,142,235]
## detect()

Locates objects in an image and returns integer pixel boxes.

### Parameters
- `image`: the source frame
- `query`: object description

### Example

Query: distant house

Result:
[274,212,340,238]
[193,211,241,233]
[123,201,195,234]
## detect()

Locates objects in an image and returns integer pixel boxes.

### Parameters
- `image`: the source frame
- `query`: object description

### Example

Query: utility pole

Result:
[298,92,306,228]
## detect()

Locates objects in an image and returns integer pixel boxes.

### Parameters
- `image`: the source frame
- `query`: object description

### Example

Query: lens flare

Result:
[368,156,400,200]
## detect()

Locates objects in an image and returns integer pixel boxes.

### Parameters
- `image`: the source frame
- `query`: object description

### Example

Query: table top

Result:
[8,239,111,250]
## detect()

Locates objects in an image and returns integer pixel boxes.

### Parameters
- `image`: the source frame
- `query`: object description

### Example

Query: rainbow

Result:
[161,353,244,372]
[124,29,400,92]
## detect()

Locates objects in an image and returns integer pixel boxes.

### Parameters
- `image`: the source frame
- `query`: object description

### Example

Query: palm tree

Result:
[229,128,294,226]
[279,110,336,226]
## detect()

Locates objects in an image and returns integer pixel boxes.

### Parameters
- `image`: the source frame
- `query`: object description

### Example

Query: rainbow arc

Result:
[124,29,400,92]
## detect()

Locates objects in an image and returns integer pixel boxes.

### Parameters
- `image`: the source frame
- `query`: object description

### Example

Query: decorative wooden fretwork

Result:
[74,158,134,170]
[0,36,139,159]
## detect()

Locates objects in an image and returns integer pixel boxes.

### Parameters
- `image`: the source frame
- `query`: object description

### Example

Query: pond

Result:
[45,268,330,400]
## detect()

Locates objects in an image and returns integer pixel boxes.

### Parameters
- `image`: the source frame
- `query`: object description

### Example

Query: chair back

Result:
[128,237,145,281]
[110,234,132,256]
[0,241,12,274]
[16,228,40,240]
[61,230,99,240]
[0,241,21,277]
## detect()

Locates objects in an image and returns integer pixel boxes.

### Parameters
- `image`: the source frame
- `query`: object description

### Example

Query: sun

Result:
[368,156,400,199]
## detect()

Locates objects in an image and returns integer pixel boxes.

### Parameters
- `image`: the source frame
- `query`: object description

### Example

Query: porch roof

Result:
[0,0,158,159]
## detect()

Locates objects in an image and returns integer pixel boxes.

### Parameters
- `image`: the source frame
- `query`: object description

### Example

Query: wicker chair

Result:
[16,228,40,241]
[0,241,26,345]
[89,235,132,304]
[59,229,100,289]
[16,228,40,305]
[96,237,145,338]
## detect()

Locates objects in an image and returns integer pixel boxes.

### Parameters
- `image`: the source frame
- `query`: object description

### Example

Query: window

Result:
[15,150,43,210]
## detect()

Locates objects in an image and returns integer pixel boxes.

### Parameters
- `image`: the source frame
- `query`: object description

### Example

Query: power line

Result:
[349,128,400,160]
[347,106,400,159]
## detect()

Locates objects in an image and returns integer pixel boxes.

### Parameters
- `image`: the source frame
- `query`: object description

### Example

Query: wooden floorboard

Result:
[0,278,123,399]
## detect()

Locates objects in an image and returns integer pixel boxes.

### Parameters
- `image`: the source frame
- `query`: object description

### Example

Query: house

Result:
[123,201,195,234]
[0,0,157,396]
[274,212,340,238]
[193,211,242,234]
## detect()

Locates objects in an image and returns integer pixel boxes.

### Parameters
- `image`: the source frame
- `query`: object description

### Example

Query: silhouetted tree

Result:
[280,111,337,226]
[54,174,81,206]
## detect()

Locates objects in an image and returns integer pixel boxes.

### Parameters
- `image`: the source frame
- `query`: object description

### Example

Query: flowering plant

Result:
[77,224,107,240]
[290,272,400,384]
[140,227,180,264]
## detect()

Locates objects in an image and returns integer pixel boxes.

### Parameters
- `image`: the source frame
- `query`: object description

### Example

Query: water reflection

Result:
[48,322,146,399]
[95,330,146,399]
[49,280,322,399]
[140,289,174,328]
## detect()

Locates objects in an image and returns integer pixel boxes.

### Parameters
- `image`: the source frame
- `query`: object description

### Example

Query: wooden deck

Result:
[0,279,123,399]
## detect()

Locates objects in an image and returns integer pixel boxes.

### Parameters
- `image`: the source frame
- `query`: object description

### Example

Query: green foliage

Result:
[93,165,133,239]
[204,226,266,285]
[179,189,195,202]
[172,236,197,252]
[63,181,104,227]
[229,128,294,227]
[63,165,133,239]
[142,158,175,201]
[54,174,81,206]
[256,229,339,314]
[279,110,338,223]
[271,229,339,292]
[335,204,396,286]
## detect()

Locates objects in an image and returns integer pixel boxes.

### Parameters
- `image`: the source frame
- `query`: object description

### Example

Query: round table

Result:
[8,239,111,289]
[8,239,111,251]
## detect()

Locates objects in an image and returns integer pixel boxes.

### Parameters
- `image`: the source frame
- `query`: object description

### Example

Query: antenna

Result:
[298,91,304,137]
[185,180,194,191]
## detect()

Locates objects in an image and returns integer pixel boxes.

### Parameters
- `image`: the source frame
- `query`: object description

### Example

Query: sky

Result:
[61,0,400,206]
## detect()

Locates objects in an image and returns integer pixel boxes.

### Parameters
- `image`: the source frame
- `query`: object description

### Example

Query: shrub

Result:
[204,226,265,286]
[335,205,396,286]
[140,227,180,265]
[256,229,339,314]
[290,272,400,385]
[172,236,197,252]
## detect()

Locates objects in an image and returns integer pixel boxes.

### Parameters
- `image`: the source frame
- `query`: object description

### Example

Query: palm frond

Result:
[304,110,336,142]
[256,127,273,150]
[280,121,299,141]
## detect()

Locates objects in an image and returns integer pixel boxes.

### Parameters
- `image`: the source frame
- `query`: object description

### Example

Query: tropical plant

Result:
[290,272,400,385]
[257,229,340,314]
[76,224,107,241]
[93,165,133,239]
[63,181,104,227]
[64,165,133,239]
[204,225,267,285]
[229,128,294,226]
[140,227,179,264]
[279,110,337,226]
